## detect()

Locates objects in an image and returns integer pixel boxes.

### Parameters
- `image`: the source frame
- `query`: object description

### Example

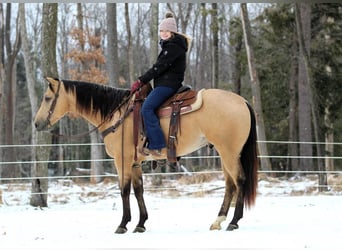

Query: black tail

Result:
[240,102,259,208]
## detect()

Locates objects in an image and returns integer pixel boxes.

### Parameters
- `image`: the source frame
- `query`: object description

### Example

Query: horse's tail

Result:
[240,102,259,208]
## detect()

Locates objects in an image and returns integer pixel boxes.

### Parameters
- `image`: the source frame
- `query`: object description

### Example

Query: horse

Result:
[34,77,259,233]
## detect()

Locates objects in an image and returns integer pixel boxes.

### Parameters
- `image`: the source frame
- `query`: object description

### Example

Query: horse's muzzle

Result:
[34,119,50,131]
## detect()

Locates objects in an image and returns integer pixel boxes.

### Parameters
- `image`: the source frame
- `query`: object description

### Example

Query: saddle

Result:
[133,83,203,162]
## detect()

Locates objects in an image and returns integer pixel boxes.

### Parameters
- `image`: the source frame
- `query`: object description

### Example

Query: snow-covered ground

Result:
[0,174,341,249]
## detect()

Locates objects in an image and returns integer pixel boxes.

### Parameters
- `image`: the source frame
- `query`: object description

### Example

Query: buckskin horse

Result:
[34,77,259,233]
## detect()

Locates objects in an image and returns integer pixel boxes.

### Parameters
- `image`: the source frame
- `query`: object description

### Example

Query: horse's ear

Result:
[46,77,58,84]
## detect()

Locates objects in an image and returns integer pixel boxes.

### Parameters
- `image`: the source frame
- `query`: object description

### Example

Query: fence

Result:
[0,141,341,199]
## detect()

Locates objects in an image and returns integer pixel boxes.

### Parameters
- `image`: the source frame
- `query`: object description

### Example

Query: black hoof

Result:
[227,223,239,231]
[133,226,146,233]
[115,226,128,234]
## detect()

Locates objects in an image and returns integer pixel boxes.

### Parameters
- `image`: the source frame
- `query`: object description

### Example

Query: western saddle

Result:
[133,83,200,163]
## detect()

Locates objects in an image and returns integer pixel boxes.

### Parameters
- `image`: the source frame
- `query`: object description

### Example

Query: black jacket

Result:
[139,33,188,90]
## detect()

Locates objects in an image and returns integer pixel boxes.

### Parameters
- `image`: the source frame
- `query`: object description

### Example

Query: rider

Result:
[130,12,190,157]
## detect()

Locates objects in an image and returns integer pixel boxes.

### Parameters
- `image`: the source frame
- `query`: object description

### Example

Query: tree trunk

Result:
[106,3,119,87]
[324,108,334,172]
[230,23,243,95]
[240,3,272,172]
[124,3,134,84]
[288,35,299,174]
[150,3,159,65]
[295,3,313,172]
[0,4,3,178]
[177,3,193,86]
[295,3,327,190]
[19,3,39,186]
[211,3,219,89]
[31,3,58,207]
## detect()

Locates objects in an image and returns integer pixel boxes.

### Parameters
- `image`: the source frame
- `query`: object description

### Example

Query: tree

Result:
[106,3,119,87]
[18,3,39,188]
[240,3,271,172]
[150,3,159,65]
[295,3,327,190]
[124,3,134,84]
[65,3,109,183]
[30,3,58,207]
[311,4,342,173]
[0,3,21,180]
[211,3,219,89]
[228,16,244,95]
[295,3,314,172]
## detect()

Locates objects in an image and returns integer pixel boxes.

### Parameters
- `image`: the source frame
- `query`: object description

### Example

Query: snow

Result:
[0,175,341,249]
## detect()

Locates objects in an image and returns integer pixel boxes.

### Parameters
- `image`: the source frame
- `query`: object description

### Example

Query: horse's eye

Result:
[45,96,52,102]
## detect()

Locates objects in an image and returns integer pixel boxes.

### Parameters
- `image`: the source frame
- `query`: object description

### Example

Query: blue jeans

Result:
[141,86,176,150]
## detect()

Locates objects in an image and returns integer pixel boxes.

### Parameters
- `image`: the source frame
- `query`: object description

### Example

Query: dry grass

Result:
[177,172,222,185]
[328,174,342,192]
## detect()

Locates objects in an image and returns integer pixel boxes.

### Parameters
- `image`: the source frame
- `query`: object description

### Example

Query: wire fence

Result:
[0,141,341,198]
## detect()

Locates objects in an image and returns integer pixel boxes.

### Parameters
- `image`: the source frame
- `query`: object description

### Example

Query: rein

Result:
[101,104,134,138]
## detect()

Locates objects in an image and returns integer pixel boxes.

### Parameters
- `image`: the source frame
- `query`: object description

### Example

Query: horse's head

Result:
[34,77,69,131]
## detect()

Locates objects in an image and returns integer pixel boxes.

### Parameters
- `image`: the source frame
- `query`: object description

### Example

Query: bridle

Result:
[46,79,61,127]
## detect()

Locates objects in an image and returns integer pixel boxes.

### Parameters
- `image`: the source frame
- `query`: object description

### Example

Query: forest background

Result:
[0,3,341,206]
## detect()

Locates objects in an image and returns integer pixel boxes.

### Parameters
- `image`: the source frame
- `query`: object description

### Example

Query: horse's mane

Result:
[62,79,131,121]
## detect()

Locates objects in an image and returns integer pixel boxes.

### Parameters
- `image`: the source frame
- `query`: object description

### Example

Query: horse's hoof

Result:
[209,224,221,230]
[226,223,239,231]
[115,227,128,234]
[133,226,146,233]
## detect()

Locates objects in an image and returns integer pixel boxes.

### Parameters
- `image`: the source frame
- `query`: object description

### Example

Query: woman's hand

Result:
[130,80,143,94]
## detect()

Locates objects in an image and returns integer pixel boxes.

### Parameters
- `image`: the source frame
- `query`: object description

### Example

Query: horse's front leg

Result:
[132,165,148,233]
[115,178,132,234]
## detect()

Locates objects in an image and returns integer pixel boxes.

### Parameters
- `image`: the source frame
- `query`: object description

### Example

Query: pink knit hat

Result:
[159,12,177,33]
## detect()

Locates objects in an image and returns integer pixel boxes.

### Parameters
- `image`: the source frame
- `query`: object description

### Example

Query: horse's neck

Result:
[67,90,130,133]
[70,101,103,130]
[72,108,106,129]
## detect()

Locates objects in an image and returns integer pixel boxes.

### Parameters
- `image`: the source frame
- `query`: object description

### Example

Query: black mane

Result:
[62,79,131,121]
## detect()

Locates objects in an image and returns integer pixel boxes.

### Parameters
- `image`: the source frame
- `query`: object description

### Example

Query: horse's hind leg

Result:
[227,177,245,231]
[210,174,236,230]
[132,165,148,233]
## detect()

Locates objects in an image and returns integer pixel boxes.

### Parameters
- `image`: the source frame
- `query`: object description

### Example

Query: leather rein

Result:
[47,80,134,140]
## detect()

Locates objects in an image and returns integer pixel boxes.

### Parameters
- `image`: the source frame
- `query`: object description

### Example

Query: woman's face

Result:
[160,30,172,40]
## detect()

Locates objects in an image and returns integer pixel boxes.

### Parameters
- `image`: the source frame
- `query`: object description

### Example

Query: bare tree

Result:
[106,3,119,87]
[295,3,313,172]
[295,3,326,190]
[240,3,271,172]
[0,3,5,178]
[211,3,219,89]
[288,33,299,173]
[18,3,39,188]
[30,3,58,207]
[0,3,21,179]
[150,3,159,65]
[74,3,104,184]
[124,3,134,84]
[198,3,209,89]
